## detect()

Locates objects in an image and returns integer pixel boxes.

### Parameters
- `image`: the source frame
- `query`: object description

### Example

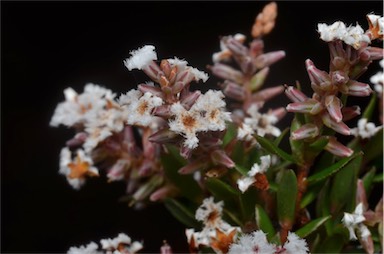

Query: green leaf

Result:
[205,178,240,201]
[234,163,249,176]
[273,127,289,147]
[373,172,383,182]
[161,146,201,201]
[315,232,346,253]
[223,122,237,147]
[300,182,323,208]
[295,215,331,238]
[223,208,244,227]
[277,169,298,228]
[308,136,329,152]
[330,152,363,214]
[164,198,200,228]
[255,135,295,162]
[363,128,383,164]
[362,167,376,197]
[255,204,276,240]
[306,152,362,186]
[362,92,377,120]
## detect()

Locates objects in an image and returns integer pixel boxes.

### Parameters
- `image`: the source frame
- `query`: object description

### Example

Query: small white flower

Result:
[283,232,309,254]
[342,203,369,240]
[318,21,347,42]
[244,104,281,137]
[193,90,232,131]
[350,118,382,139]
[124,45,158,70]
[228,230,276,254]
[83,126,113,153]
[59,147,99,190]
[169,102,204,149]
[50,83,113,127]
[317,21,371,49]
[343,23,371,49]
[100,233,143,253]
[367,14,384,36]
[119,90,163,127]
[195,197,224,227]
[237,155,271,193]
[67,241,101,254]
[370,59,383,97]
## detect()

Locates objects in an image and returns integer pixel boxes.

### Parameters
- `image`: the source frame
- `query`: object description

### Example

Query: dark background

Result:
[2,1,383,253]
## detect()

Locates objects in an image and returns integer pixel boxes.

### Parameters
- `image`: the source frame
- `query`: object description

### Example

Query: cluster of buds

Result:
[185,197,241,254]
[50,43,236,206]
[285,14,384,157]
[209,1,286,153]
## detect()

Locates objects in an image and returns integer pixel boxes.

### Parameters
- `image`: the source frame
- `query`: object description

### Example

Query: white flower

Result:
[228,230,276,254]
[67,241,101,254]
[193,90,232,131]
[50,83,113,127]
[100,233,143,253]
[370,59,383,97]
[244,104,281,137]
[237,155,271,193]
[169,102,205,149]
[124,45,158,70]
[195,197,224,227]
[317,21,371,49]
[343,23,371,49]
[59,147,99,190]
[367,14,384,36]
[283,232,309,254]
[342,203,370,241]
[119,89,163,127]
[318,21,347,42]
[350,118,382,139]
[83,126,113,153]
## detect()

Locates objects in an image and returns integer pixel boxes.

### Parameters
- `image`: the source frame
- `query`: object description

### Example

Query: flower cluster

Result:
[50,2,383,254]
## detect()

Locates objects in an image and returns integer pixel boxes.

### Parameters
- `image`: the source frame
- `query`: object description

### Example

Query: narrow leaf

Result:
[373,172,383,182]
[255,204,276,240]
[164,198,200,228]
[362,167,376,197]
[362,92,377,120]
[255,135,295,162]
[205,178,240,201]
[234,163,249,176]
[307,152,362,185]
[273,127,289,147]
[295,215,331,238]
[277,169,297,228]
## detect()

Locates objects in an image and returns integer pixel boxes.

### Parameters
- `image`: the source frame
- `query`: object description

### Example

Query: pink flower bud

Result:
[342,106,361,121]
[226,37,249,57]
[148,128,179,144]
[178,159,209,174]
[285,85,309,102]
[251,85,284,102]
[138,83,164,99]
[347,80,373,96]
[181,90,201,110]
[249,39,265,57]
[306,59,331,91]
[325,95,343,123]
[223,81,246,101]
[210,63,244,83]
[322,113,351,135]
[153,105,172,118]
[291,123,320,140]
[324,136,353,157]
[210,149,235,168]
[286,99,323,114]
[366,46,384,61]
[254,50,285,69]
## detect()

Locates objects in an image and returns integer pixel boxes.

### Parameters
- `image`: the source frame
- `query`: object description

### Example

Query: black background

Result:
[2,1,383,253]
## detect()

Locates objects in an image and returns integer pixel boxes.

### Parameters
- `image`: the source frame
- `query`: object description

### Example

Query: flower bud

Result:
[210,149,235,168]
[181,90,201,110]
[324,136,353,157]
[285,85,308,102]
[223,81,246,101]
[325,95,343,123]
[254,50,285,69]
[347,80,373,96]
[291,123,320,140]
[251,85,284,102]
[209,63,244,83]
